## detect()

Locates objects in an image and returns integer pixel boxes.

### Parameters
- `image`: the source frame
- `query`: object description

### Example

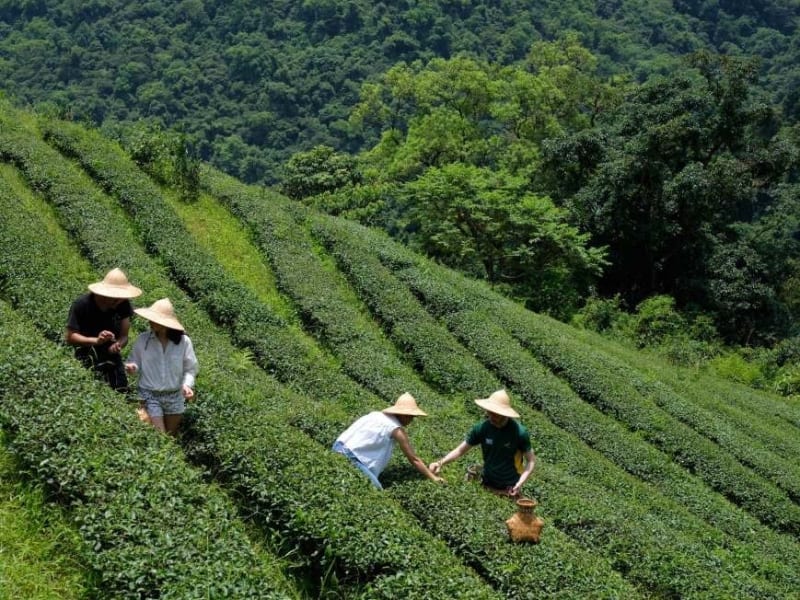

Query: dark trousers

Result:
[77,348,129,393]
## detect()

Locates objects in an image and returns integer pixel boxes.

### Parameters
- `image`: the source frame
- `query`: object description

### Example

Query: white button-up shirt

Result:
[127,331,199,391]
[335,412,401,477]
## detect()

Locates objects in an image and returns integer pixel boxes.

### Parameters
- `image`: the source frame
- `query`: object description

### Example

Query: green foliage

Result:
[0,130,298,598]
[397,163,606,318]
[0,311,293,599]
[368,235,800,542]
[0,0,798,183]
[344,43,614,318]
[773,363,800,398]
[294,200,800,596]
[351,221,800,594]
[5,102,800,599]
[193,163,702,599]
[548,52,800,343]
[27,117,501,599]
[708,352,766,387]
[0,436,93,600]
[122,123,200,202]
[573,294,723,368]
[281,144,362,200]
[631,295,686,347]
[570,294,629,333]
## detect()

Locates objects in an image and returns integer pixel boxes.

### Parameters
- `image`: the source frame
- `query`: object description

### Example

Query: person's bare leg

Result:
[164,414,183,436]
[149,415,166,433]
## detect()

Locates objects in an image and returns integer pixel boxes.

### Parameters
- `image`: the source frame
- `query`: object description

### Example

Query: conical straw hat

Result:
[88,268,142,299]
[134,298,184,331]
[383,392,428,416]
[475,389,519,418]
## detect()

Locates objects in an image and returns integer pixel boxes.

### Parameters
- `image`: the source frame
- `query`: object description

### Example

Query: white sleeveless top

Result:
[336,411,401,477]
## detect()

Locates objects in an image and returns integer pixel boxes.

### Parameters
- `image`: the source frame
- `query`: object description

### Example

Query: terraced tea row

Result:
[0,176,295,598]
[193,164,798,596]
[305,212,800,592]
[4,107,799,598]
[0,115,499,599]
[38,115,639,598]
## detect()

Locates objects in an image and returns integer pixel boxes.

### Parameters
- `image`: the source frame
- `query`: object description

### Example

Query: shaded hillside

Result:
[2,102,800,598]
[1,0,798,182]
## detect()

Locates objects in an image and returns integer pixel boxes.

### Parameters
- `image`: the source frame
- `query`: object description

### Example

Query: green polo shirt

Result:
[466,419,531,488]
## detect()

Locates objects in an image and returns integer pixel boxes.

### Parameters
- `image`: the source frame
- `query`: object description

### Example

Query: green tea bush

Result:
[194,161,800,595]
[30,118,502,599]
[330,222,800,589]
[708,351,765,387]
[0,159,297,598]
[393,479,638,600]
[207,170,435,403]
[486,302,800,537]
[191,175,797,596]
[26,112,800,597]
[574,324,800,446]
[310,213,498,397]
[188,156,649,599]
[39,119,374,410]
[42,120,676,596]
[374,232,797,533]
[0,305,294,600]
[283,412,646,599]
[301,214,800,595]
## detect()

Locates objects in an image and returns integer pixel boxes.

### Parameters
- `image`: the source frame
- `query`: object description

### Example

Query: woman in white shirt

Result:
[333,393,444,488]
[125,298,198,435]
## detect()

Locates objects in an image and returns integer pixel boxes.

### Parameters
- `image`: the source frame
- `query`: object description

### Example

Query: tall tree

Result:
[344,37,615,317]
[546,52,800,342]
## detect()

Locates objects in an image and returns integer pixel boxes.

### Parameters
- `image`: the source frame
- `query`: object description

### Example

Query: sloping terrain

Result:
[1,102,799,598]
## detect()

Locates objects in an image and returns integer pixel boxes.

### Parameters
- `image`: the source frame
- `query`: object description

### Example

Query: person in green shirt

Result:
[430,389,535,497]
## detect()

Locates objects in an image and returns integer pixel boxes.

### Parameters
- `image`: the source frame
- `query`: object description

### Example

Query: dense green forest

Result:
[2,0,800,373]
[2,0,799,182]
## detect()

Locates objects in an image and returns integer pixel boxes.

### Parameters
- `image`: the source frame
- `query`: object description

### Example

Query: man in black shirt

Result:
[66,268,142,392]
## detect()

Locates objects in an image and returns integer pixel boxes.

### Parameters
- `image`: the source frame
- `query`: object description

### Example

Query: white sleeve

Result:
[127,334,144,370]
[182,336,199,388]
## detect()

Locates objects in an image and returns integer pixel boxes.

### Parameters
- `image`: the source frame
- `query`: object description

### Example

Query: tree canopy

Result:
[2,0,799,182]
[543,53,800,343]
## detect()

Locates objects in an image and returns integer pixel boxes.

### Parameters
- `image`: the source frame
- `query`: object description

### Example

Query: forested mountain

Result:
[1,0,799,183]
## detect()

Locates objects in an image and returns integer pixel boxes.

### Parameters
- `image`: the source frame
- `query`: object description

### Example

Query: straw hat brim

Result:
[88,281,142,299]
[382,392,428,416]
[475,397,519,418]
[383,406,428,416]
[134,307,184,331]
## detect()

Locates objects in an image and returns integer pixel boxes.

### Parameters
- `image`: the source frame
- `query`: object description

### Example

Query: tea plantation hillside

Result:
[2,102,800,599]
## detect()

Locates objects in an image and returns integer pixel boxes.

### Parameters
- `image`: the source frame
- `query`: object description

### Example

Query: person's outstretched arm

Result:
[429,441,473,474]
[511,449,536,496]
[392,427,444,483]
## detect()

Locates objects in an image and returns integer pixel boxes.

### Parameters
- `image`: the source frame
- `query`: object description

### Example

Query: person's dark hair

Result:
[167,328,185,344]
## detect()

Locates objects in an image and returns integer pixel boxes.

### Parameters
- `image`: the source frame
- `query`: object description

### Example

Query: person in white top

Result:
[125,298,198,436]
[332,393,444,489]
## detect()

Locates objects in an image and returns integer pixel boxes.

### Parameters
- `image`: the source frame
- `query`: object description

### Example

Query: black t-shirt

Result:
[66,293,133,356]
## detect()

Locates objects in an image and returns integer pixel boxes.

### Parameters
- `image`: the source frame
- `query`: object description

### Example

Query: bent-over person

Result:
[333,393,444,489]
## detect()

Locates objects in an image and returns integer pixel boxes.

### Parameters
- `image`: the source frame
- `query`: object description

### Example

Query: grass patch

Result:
[166,189,296,320]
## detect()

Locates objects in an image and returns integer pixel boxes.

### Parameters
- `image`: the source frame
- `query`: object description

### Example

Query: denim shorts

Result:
[140,388,184,417]
[332,440,383,489]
